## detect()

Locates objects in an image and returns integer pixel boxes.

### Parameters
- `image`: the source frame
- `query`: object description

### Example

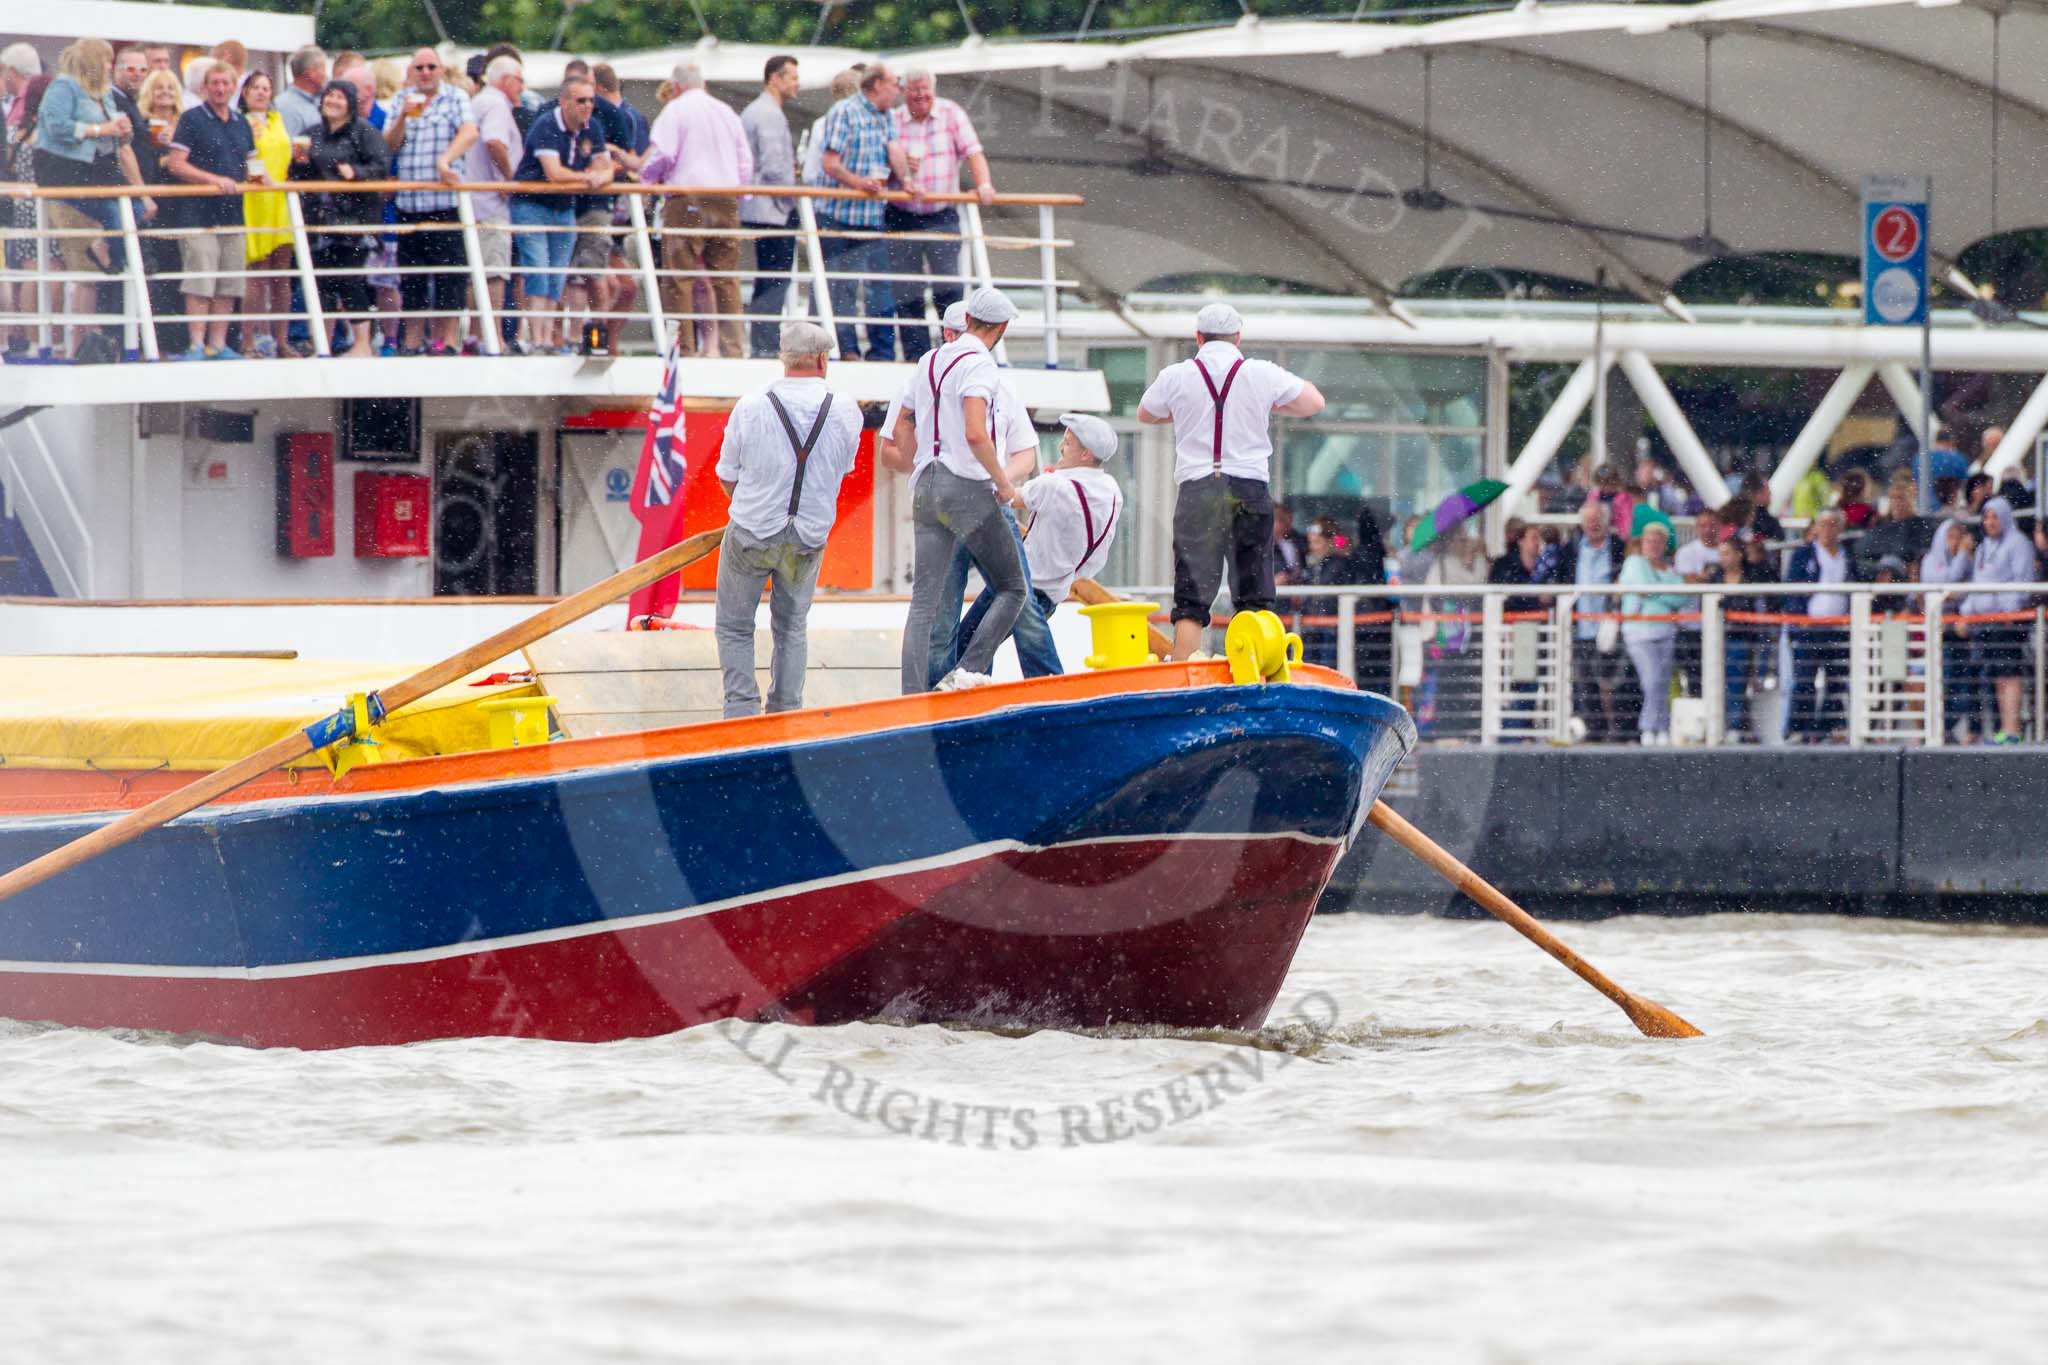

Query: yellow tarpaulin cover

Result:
[0,658,542,771]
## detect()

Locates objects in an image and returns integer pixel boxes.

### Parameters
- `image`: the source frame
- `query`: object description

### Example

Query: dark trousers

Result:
[1571,635,1628,742]
[819,228,895,360]
[1789,627,1849,739]
[395,208,464,321]
[1675,630,1702,697]
[885,203,962,363]
[1171,474,1275,628]
[747,209,797,357]
[1724,635,1759,736]
[312,236,372,322]
[928,508,1063,684]
[1942,627,1978,736]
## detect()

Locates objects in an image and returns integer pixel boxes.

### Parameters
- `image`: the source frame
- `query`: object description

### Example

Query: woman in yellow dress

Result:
[239,70,297,358]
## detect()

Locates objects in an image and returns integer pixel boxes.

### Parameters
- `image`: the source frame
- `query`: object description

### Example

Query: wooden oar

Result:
[1069,578,1174,655]
[1367,803,1702,1038]
[0,527,726,908]
[1069,578,1702,1039]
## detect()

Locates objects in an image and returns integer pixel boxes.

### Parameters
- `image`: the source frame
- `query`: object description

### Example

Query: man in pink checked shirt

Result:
[642,62,753,358]
[888,68,997,362]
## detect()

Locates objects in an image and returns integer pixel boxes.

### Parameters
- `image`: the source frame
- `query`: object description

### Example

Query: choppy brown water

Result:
[3,912,2045,1362]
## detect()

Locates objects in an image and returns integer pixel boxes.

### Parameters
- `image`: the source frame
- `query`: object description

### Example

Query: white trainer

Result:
[936,669,997,692]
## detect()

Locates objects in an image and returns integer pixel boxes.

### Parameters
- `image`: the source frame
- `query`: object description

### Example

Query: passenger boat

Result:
[0,661,1413,1049]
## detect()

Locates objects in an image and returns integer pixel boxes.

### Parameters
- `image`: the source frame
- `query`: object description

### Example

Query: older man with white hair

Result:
[887,68,995,362]
[643,62,752,358]
[714,319,863,718]
[465,55,524,344]
[1,43,40,123]
[1139,301,1326,659]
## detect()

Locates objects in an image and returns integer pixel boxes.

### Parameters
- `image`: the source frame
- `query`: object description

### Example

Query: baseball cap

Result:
[941,300,968,331]
[965,287,1018,325]
[1195,302,1243,335]
[1058,412,1118,461]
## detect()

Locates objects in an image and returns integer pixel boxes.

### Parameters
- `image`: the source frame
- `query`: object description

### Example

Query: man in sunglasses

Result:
[383,46,478,355]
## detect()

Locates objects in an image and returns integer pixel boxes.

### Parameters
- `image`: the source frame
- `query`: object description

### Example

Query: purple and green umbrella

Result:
[1409,479,1508,553]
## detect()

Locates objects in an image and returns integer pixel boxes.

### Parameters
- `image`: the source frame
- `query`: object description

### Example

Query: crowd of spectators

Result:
[2,33,999,362]
[1269,426,2046,746]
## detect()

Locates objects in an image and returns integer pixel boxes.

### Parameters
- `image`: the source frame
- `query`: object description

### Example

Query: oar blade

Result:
[1621,995,1705,1039]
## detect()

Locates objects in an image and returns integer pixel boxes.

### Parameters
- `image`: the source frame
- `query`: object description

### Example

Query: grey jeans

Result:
[716,522,825,719]
[1624,633,1675,736]
[901,465,1026,693]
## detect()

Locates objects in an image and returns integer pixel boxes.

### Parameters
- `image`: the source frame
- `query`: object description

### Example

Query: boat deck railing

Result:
[1130,581,2048,748]
[0,180,1081,364]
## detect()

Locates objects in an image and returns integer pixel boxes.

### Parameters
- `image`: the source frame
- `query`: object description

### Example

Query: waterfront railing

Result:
[1130,582,2048,748]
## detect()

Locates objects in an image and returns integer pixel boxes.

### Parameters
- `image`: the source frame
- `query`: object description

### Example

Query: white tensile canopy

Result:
[579,1,2039,311]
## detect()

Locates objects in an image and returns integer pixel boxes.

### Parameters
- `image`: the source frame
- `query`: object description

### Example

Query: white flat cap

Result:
[940,300,969,331]
[1059,412,1118,461]
[778,319,834,355]
[1195,302,1244,335]
[965,287,1019,324]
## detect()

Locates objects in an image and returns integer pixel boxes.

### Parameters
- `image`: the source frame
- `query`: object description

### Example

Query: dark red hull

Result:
[0,834,1336,1048]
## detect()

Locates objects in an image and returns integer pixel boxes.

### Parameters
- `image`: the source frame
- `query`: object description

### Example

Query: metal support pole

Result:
[1592,281,1607,471]
[1768,364,1875,512]
[1480,593,1504,743]
[1617,349,1733,507]
[2036,605,2046,743]
[285,191,332,358]
[962,201,1007,366]
[116,195,159,363]
[454,191,499,356]
[1848,593,1871,747]
[1336,592,1355,682]
[1552,592,1575,742]
[1499,357,1599,520]
[1701,591,1726,746]
[796,197,838,360]
[626,192,669,353]
[1925,590,1946,747]
[1918,314,1933,514]
[1981,373,2048,479]
[1038,203,1060,369]
[34,198,51,354]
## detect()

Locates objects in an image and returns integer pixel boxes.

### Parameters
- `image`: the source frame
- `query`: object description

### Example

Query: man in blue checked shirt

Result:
[810,63,906,361]
[381,47,478,356]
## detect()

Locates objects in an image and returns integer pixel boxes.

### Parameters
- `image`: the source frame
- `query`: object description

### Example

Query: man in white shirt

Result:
[466,56,524,349]
[956,412,1124,677]
[1671,504,1725,696]
[880,301,1039,685]
[713,320,863,718]
[1138,303,1326,659]
[893,287,1029,692]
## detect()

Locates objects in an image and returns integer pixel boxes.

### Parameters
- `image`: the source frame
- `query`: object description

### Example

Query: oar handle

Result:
[0,527,727,910]
[1367,801,1702,1039]
[1069,578,1173,655]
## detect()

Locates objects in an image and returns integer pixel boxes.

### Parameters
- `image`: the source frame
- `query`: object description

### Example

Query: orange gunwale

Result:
[0,663,1358,819]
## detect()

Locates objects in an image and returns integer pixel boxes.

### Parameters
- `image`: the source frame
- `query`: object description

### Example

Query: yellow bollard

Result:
[478,695,559,749]
[1224,610,1303,684]
[1078,600,1161,670]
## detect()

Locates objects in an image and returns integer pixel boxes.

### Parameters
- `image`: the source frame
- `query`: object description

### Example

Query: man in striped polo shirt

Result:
[1138,303,1326,660]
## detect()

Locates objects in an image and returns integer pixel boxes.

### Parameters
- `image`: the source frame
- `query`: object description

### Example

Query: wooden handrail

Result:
[0,179,1083,206]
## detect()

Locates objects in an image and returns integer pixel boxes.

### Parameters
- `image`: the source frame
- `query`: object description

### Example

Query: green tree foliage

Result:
[201,0,1386,55]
